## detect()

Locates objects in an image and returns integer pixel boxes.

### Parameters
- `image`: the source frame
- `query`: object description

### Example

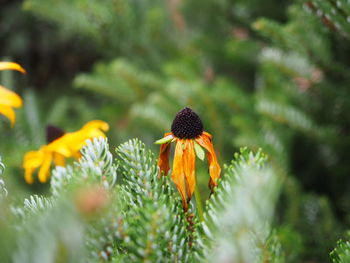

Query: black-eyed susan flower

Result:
[23,120,109,184]
[156,107,221,211]
[0,62,26,126]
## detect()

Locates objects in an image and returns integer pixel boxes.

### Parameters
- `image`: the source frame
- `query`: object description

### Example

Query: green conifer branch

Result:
[198,148,282,262]
[0,156,7,197]
[330,233,350,262]
[114,139,196,262]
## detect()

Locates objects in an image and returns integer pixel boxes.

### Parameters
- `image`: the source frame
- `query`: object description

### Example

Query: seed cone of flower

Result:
[156,107,221,211]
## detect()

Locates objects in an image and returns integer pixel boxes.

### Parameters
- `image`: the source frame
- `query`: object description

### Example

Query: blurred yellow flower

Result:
[0,62,26,73]
[23,120,109,184]
[0,62,26,126]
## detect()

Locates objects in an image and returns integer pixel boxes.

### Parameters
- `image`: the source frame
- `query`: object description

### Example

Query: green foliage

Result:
[0,156,7,197]
[12,201,86,263]
[74,59,162,102]
[0,156,4,176]
[50,138,117,196]
[1,0,350,261]
[301,0,350,39]
[114,139,193,262]
[199,148,282,262]
[300,194,341,259]
[21,195,54,217]
[0,138,288,262]
[22,0,182,66]
[331,233,350,263]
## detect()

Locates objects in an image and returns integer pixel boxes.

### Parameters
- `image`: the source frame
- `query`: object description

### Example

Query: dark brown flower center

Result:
[46,125,65,143]
[171,107,203,139]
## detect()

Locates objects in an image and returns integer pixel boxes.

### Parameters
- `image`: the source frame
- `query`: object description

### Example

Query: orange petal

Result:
[0,62,26,73]
[158,142,171,176]
[157,132,173,176]
[195,132,221,191]
[171,139,188,210]
[183,139,196,201]
[0,85,23,108]
[203,131,212,139]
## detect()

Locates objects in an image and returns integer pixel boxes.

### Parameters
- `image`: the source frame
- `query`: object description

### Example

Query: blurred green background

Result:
[1,0,350,261]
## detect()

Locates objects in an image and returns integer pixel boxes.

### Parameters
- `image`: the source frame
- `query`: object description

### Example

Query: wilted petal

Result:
[183,139,196,201]
[203,131,212,140]
[158,142,171,176]
[172,139,188,210]
[157,132,173,176]
[195,132,221,191]
[158,148,170,177]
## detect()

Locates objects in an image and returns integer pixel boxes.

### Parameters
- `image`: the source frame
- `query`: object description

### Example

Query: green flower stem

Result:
[194,184,204,221]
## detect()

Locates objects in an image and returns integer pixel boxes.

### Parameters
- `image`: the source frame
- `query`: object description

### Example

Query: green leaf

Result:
[194,141,205,161]
[154,135,173,144]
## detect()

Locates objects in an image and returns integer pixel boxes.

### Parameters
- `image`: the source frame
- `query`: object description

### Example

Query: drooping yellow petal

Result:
[171,139,188,211]
[0,63,24,126]
[64,120,109,155]
[25,167,36,184]
[46,120,109,166]
[23,148,54,184]
[195,132,221,191]
[23,150,45,184]
[38,153,53,183]
[0,62,26,73]
[157,132,173,176]
[183,139,196,201]
[23,150,45,168]
[0,85,23,107]
[0,105,16,126]
[81,120,109,132]
[24,144,67,184]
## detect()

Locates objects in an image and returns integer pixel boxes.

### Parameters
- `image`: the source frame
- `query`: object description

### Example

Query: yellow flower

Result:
[0,62,26,73]
[0,62,26,126]
[156,107,221,211]
[23,120,109,184]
